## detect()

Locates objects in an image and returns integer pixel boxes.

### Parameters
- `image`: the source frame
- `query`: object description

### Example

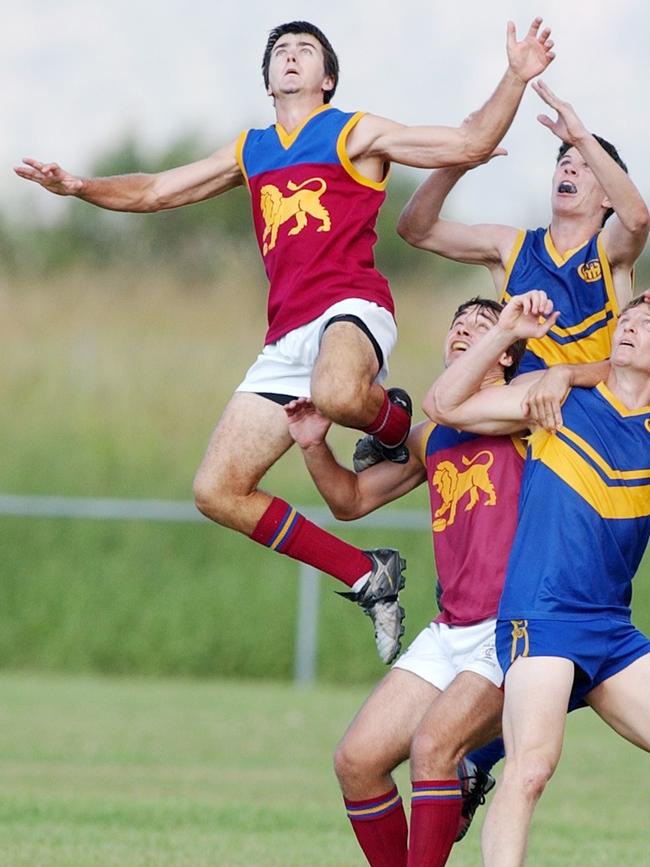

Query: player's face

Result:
[443,305,499,366]
[267,34,333,102]
[611,302,650,374]
[551,148,609,220]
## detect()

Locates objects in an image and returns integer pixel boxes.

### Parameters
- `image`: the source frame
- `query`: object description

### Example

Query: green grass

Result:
[0,514,438,681]
[0,671,647,867]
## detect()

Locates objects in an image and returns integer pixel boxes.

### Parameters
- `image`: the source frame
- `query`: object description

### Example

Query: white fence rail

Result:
[0,494,429,685]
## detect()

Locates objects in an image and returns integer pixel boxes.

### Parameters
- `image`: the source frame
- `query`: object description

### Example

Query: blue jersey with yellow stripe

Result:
[501,228,618,373]
[499,383,650,621]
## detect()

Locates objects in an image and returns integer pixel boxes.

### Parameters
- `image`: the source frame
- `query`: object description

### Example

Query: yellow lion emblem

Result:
[431,450,496,532]
[259,177,331,255]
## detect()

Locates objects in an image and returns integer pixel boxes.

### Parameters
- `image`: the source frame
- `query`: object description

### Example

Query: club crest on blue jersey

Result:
[577,259,603,283]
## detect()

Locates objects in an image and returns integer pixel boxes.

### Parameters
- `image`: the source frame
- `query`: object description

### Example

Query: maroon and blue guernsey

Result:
[419,423,526,625]
[235,104,394,345]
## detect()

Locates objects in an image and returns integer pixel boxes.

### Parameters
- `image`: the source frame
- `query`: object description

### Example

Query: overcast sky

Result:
[4,0,649,228]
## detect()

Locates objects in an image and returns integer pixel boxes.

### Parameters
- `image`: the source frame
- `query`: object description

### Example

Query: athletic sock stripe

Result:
[346,792,402,820]
[411,784,462,803]
[268,506,298,550]
[272,510,302,551]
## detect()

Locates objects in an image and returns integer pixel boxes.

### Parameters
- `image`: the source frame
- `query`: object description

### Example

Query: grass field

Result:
[0,671,647,867]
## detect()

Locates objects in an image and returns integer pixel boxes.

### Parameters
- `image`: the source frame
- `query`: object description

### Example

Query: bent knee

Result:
[311,379,369,425]
[410,728,460,776]
[504,751,557,802]
[193,472,240,525]
[334,737,385,789]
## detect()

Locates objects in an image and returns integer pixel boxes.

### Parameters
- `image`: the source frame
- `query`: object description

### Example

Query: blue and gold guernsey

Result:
[501,228,619,373]
[499,383,650,622]
[235,104,394,346]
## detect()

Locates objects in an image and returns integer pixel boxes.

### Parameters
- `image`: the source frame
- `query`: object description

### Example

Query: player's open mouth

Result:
[558,181,577,194]
[451,340,469,351]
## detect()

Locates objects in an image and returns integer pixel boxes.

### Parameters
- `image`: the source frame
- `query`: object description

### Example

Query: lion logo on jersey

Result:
[259,177,331,255]
[431,450,496,532]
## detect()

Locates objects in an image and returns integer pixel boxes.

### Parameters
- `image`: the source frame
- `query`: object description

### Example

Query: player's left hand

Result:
[533,80,588,145]
[520,365,570,431]
[499,290,560,340]
[285,398,331,448]
[506,17,555,83]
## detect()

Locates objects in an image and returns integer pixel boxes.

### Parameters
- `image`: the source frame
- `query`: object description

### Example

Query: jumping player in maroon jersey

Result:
[15,20,555,663]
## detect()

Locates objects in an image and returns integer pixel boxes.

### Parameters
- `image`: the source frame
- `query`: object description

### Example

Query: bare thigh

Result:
[501,657,574,770]
[311,322,383,427]
[410,671,504,777]
[335,668,439,797]
[193,392,294,533]
[586,652,650,751]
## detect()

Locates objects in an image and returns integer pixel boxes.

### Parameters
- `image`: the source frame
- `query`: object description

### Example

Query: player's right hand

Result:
[14,158,83,196]
[506,17,555,83]
[499,290,559,340]
[285,398,331,449]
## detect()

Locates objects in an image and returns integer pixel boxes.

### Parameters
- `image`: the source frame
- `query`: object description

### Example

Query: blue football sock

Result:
[466,737,505,774]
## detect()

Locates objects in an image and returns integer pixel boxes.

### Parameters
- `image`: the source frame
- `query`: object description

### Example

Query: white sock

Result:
[351,572,371,594]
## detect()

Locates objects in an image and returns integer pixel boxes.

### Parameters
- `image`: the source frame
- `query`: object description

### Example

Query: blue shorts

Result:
[496,617,650,709]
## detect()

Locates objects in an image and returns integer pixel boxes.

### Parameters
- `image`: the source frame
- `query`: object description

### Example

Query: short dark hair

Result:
[620,293,650,315]
[262,21,339,104]
[556,135,628,225]
[451,296,526,383]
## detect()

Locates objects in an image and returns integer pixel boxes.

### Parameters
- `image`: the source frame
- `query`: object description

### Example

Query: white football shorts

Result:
[393,618,504,690]
[236,298,397,398]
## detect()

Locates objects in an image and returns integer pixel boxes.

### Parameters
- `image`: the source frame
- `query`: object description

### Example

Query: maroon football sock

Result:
[345,786,408,867]
[363,389,410,448]
[407,780,463,867]
[251,497,372,587]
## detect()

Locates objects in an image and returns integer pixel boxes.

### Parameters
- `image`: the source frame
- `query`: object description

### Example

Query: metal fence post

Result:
[293,564,320,687]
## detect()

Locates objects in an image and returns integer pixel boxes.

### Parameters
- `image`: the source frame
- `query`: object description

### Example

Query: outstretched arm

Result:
[285,399,426,520]
[533,80,649,289]
[348,18,555,169]
[396,161,519,281]
[14,139,243,213]
[423,291,559,433]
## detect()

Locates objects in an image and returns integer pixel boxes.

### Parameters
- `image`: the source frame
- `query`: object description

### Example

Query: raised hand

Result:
[285,398,331,449]
[506,17,555,83]
[499,290,559,340]
[532,80,588,145]
[14,158,83,196]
